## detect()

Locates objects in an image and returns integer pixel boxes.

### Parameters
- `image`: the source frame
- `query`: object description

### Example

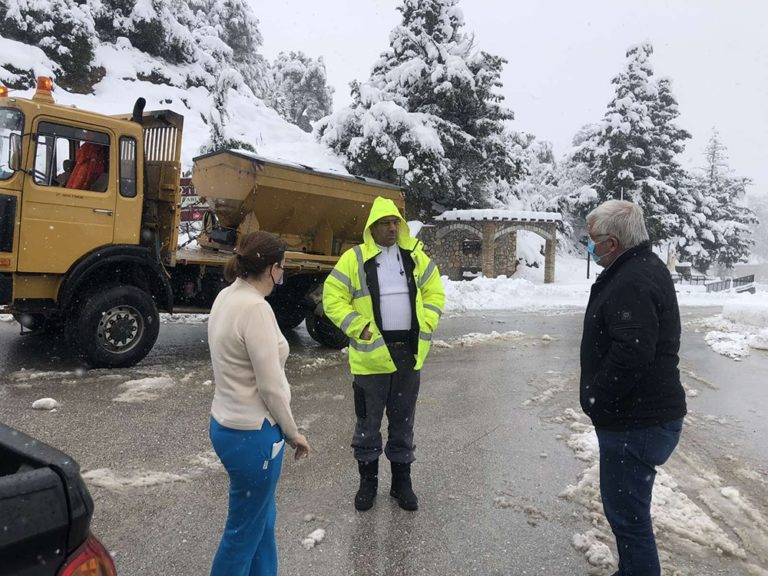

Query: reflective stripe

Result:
[349,337,387,352]
[419,331,432,341]
[419,261,437,288]
[329,269,353,291]
[353,245,370,297]
[340,311,360,333]
[424,304,442,318]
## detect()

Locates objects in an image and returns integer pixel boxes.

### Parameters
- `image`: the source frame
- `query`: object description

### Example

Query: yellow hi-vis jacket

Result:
[323,197,445,375]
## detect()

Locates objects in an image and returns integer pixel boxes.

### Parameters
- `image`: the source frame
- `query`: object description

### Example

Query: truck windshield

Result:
[0,108,24,181]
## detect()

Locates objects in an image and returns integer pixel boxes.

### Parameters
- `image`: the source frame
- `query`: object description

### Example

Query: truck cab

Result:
[0,78,181,367]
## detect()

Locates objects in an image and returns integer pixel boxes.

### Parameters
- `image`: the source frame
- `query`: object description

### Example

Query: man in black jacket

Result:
[580,200,686,576]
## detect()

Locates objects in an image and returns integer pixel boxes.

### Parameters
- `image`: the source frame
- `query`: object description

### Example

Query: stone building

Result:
[418,209,561,283]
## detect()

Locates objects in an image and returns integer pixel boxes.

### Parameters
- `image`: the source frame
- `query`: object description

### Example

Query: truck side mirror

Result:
[8,133,21,171]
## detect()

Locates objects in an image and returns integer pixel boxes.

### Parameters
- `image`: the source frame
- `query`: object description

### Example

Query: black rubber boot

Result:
[355,459,378,511]
[390,462,418,511]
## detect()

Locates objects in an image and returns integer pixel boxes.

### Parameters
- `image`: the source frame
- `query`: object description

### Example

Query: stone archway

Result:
[492,222,558,283]
[418,211,561,283]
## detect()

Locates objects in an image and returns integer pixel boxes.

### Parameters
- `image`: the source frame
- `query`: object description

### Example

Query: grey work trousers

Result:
[351,345,421,464]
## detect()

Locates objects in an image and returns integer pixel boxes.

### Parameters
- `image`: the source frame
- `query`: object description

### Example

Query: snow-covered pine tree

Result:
[501,135,557,211]
[0,0,98,90]
[677,130,757,272]
[573,43,690,242]
[316,0,522,216]
[120,0,197,64]
[197,0,266,96]
[265,52,333,132]
[746,193,768,263]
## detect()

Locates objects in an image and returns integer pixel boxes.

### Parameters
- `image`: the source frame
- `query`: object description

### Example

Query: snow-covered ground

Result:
[558,408,768,576]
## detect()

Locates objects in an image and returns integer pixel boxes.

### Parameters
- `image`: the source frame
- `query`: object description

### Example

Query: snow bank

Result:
[558,410,765,573]
[83,468,189,490]
[698,296,768,359]
[722,300,768,328]
[113,377,175,403]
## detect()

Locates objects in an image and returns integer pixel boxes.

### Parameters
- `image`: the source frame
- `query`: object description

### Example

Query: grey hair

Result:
[586,200,649,248]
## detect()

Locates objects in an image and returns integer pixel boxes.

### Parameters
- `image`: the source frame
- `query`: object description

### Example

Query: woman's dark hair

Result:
[224,231,287,283]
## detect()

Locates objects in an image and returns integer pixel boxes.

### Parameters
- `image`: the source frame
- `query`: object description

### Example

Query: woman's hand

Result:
[287,434,311,460]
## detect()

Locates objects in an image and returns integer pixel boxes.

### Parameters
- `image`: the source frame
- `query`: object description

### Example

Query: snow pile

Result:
[301,528,326,550]
[83,468,189,490]
[722,299,768,328]
[432,330,524,349]
[9,370,80,382]
[113,376,175,403]
[698,298,768,359]
[0,314,15,323]
[31,397,60,411]
[443,276,590,313]
[703,331,750,360]
[572,531,614,573]
[161,313,209,325]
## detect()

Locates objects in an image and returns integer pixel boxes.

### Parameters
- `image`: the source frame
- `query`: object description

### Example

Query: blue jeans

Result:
[596,418,684,576]
[209,417,285,576]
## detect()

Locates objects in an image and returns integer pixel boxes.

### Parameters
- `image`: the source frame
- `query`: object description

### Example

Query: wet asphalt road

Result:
[0,308,766,576]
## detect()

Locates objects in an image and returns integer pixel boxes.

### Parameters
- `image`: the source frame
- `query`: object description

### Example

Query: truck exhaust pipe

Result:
[131,97,146,125]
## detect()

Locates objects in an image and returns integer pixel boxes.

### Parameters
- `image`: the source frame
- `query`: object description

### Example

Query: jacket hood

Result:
[363,196,416,250]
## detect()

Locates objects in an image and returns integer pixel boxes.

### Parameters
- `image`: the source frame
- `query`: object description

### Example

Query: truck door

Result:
[0,107,23,303]
[18,120,117,274]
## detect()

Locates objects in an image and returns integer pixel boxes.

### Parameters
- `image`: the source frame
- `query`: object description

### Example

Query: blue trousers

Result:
[596,418,684,576]
[209,417,285,576]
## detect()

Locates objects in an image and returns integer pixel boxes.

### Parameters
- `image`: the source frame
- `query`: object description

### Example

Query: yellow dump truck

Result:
[0,78,404,367]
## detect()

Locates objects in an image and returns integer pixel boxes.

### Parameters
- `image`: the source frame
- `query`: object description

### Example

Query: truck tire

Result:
[305,311,348,349]
[72,285,159,368]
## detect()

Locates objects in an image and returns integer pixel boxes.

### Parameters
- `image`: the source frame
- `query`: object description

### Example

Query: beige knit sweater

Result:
[208,277,299,439]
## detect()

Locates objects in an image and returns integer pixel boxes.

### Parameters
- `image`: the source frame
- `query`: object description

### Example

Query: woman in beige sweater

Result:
[208,231,310,576]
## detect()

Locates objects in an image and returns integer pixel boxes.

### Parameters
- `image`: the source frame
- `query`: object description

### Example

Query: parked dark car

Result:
[0,423,116,575]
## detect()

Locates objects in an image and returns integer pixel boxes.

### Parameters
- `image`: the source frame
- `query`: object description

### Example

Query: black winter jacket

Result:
[579,242,687,430]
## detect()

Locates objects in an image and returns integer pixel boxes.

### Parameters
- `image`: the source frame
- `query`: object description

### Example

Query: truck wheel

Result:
[73,285,159,368]
[305,311,348,349]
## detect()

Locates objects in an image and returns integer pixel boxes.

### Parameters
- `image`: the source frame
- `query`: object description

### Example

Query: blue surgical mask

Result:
[587,238,602,264]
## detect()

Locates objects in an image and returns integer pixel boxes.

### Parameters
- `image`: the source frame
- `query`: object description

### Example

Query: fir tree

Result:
[196,0,266,95]
[573,43,691,242]
[316,0,523,216]
[0,0,98,91]
[124,0,196,64]
[265,52,334,132]
[677,130,758,272]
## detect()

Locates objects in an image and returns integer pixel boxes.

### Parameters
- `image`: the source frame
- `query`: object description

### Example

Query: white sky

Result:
[252,0,768,196]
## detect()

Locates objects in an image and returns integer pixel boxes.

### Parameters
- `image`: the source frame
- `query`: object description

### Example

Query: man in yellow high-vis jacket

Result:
[323,197,445,512]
